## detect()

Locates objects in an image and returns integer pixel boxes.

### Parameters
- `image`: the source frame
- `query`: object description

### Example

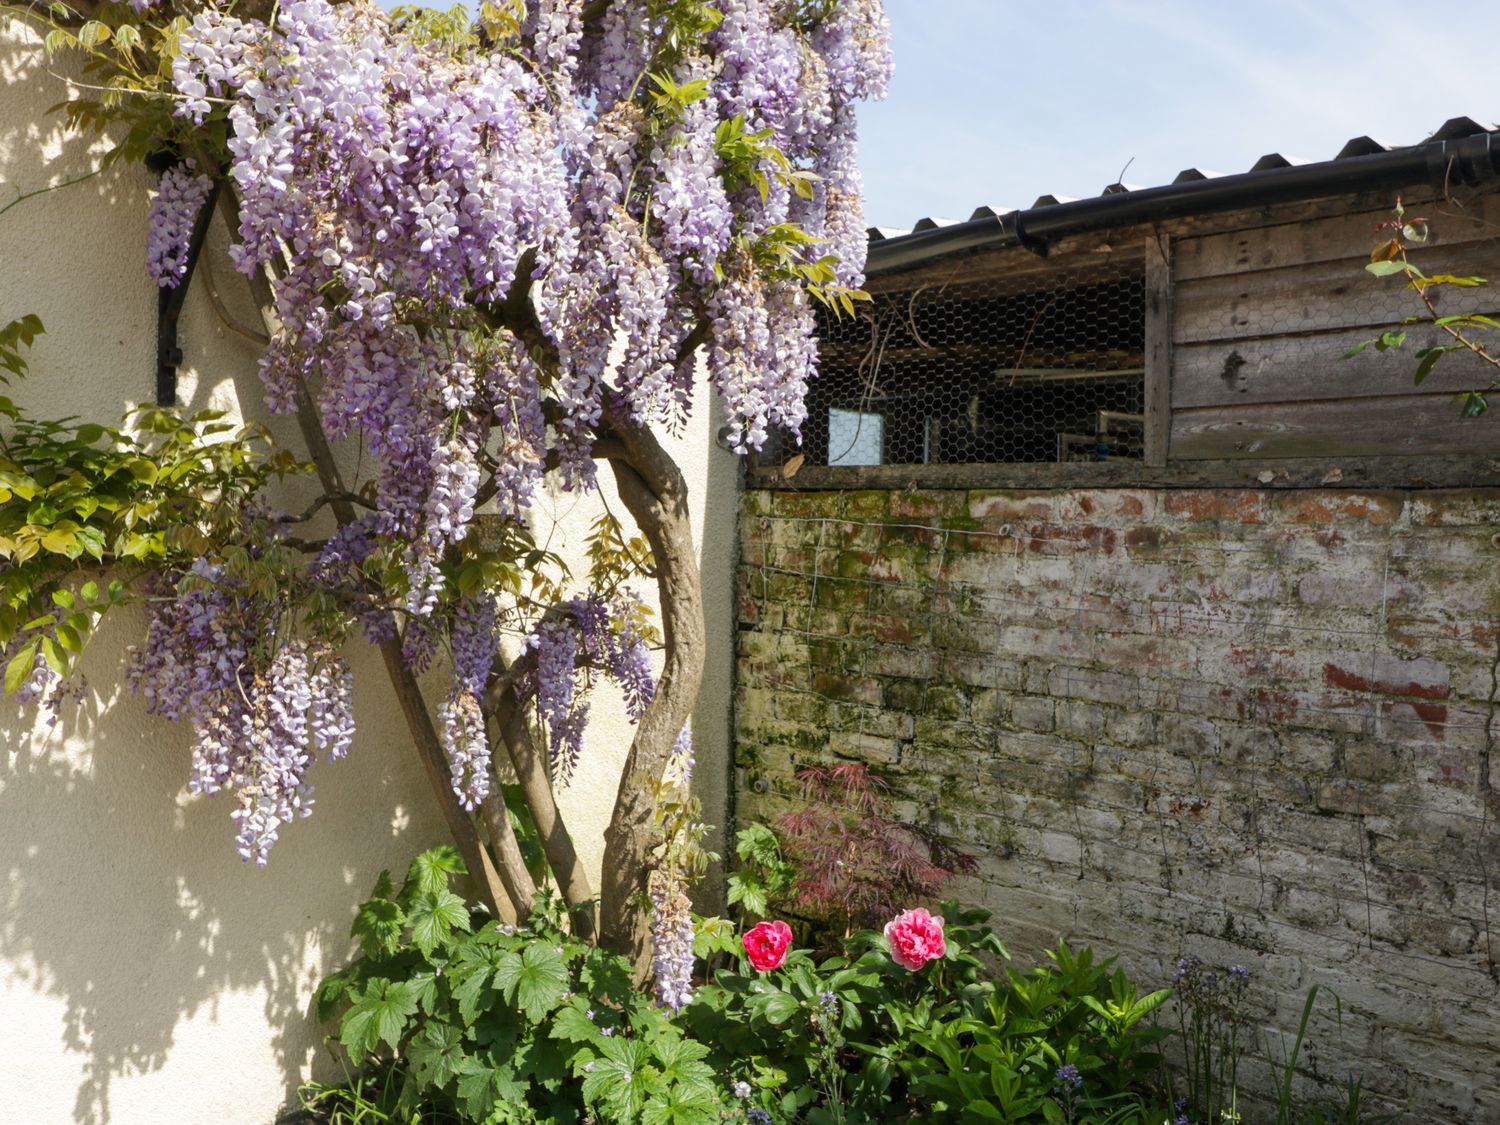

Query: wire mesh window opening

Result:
[787,257,1147,468]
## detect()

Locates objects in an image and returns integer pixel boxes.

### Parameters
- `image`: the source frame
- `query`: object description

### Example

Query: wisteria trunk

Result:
[598,415,707,971]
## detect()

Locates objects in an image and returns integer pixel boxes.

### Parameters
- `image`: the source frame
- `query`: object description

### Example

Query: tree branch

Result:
[485,653,599,940]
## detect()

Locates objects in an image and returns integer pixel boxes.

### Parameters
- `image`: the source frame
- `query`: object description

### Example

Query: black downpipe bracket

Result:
[147,158,222,407]
[867,132,1500,276]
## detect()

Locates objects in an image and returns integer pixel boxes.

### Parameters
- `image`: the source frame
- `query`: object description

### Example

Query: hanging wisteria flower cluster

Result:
[146,161,212,288]
[160,0,889,522]
[648,724,701,1009]
[127,561,354,866]
[518,593,657,785]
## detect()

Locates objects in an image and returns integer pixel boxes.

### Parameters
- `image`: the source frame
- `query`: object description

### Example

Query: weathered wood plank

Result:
[1173,239,1500,345]
[746,454,1500,492]
[1173,326,1500,409]
[1174,193,1500,281]
[1144,234,1172,466]
[1170,394,1500,460]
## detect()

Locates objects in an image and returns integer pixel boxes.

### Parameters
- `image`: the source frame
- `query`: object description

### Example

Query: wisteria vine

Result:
[9,0,889,972]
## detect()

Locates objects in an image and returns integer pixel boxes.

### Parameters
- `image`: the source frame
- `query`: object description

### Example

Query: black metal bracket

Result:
[151,164,221,407]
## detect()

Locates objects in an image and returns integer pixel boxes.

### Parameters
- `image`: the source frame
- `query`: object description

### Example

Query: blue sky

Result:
[858,0,1500,229]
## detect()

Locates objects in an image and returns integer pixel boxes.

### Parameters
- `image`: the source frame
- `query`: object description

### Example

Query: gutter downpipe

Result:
[866,132,1500,276]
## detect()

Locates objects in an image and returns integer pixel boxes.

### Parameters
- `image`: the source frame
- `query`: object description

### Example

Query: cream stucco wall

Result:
[1,33,738,1125]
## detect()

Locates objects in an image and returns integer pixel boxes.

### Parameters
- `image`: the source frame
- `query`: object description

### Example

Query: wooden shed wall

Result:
[1169,192,1500,461]
[750,187,1500,491]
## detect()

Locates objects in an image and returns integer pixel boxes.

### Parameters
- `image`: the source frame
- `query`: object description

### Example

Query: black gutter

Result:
[867,131,1500,276]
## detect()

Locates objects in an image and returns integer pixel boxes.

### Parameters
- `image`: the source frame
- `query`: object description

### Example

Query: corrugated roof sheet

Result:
[867,115,1498,242]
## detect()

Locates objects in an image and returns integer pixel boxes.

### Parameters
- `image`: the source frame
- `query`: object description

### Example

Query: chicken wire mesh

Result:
[785,256,1147,467]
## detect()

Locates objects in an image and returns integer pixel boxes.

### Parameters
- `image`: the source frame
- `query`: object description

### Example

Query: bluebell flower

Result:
[747,1110,772,1125]
[1054,1063,1082,1092]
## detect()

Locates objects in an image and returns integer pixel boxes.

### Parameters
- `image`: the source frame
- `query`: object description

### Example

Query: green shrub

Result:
[309,846,728,1124]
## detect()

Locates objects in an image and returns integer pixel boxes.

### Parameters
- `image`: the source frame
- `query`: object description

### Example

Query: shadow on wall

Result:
[0,31,161,424]
[0,615,443,1123]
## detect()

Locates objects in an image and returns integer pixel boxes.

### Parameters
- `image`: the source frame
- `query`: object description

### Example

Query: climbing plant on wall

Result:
[0,0,891,989]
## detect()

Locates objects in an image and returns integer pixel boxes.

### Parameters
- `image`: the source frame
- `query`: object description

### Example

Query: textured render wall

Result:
[0,34,737,1125]
[735,484,1500,1123]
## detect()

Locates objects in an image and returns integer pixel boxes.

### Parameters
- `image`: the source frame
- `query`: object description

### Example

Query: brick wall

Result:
[734,485,1500,1122]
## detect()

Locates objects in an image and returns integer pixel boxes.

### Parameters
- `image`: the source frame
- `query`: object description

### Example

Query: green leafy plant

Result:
[315,848,1175,1125]
[312,846,729,1125]
[897,938,1171,1125]
[684,903,1170,1125]
[727,822,798,920]
[0,316,306,702]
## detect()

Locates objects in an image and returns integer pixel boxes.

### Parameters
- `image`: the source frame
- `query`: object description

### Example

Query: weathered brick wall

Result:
[734,485,1500,1123]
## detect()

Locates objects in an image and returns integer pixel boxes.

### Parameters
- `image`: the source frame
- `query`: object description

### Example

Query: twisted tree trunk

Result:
[596,414,706,970]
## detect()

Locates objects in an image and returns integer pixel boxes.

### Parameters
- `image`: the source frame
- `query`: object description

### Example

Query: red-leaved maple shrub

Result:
[778,763,976,940]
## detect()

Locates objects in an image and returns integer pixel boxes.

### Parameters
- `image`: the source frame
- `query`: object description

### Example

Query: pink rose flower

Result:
[884,908,946,971]
[742,920,793,972]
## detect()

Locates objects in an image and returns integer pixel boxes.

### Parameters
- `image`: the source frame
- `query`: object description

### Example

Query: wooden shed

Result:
[751,116,1500,492]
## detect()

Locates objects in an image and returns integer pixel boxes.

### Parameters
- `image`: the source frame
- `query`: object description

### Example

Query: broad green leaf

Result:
[1366,259,1408,277]
[408,888,471,958]
[5,640,37,694]
[39,635,67,676]
[455,1057,503,1119]
[580,1038,651,1118]
[549,1000,601,1045]
[1413,345,1460,386]
[313,968,357,1023]
[642,1083,719,1125]
[338,978,420,1062]
[405,844,466,897]
[350,896,405,959]
[494,941,568,1022]
[651,1036,715,1092]
[450,940,506,1024]
[756,989,800,1025]
[405,1021,467,1088]
[1459,391,1489,418]
[124,459,158,484]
